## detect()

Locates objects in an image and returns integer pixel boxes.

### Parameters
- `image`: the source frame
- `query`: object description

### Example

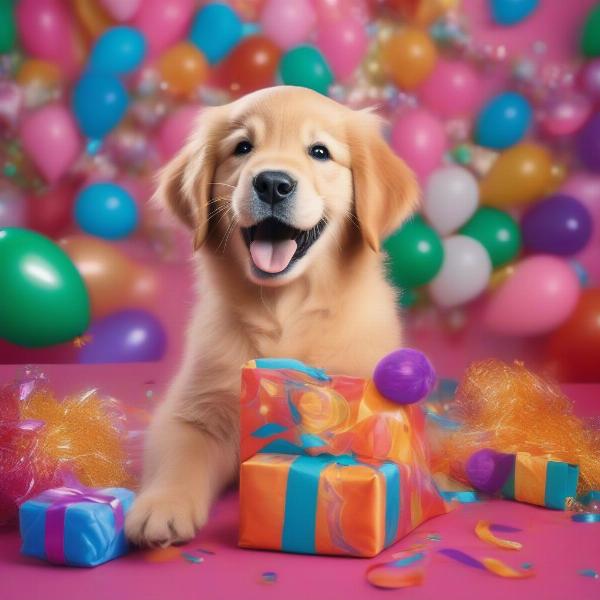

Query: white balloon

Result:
[429,235,492,308]
[423,166,479,235]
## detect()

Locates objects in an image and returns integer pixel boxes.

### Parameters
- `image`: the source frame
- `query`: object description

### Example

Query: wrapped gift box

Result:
[239,359,447,557]
[20,486,134,567]
[501,452,579,510]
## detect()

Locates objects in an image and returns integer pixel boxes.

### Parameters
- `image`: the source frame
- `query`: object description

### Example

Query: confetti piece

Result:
[438,548,485,570]
[578,569,599,579]
[475,520,522,550]
[425,533,442,542]
[490,523,523,533]
[261,571,278,584]
[481,558,534,579]
[181,552,204,564]
[572,513,600,523]
[196,548,216,555]
[143,546,182,563]
[521,562,533,570]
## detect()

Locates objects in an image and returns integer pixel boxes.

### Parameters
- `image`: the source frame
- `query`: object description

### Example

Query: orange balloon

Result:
[158,42,208,96]
[59,235,157,318]
[217,36,281,97]
[381,27,437,89]
[72,0,115,39]
[479,143,553,208]
[547,289,600,382]
[16,60,62,88]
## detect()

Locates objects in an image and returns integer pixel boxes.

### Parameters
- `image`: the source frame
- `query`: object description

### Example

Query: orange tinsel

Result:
[437,359,600,494]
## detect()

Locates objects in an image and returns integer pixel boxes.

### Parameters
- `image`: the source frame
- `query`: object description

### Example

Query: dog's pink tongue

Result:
[250,239,297,273]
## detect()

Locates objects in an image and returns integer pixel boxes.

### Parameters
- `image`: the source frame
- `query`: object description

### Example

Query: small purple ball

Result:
[466,449,516,495]
[373,348,436,405]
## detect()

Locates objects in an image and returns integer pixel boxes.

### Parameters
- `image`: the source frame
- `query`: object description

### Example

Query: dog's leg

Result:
[125,384,238,547]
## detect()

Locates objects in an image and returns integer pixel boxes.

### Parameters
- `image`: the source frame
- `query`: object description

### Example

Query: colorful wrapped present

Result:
[239,358,447,557]
[19,486,134,567]
[500,452,579,510]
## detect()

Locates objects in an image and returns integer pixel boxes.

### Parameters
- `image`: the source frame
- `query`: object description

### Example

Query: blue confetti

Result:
[181,552,204,564]
[578,569,599,579]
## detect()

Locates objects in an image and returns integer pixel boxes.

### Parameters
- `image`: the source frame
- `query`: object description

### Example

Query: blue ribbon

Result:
[281,454,400,554]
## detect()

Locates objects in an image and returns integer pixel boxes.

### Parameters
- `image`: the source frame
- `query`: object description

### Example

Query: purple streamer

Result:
[438,548,485,570]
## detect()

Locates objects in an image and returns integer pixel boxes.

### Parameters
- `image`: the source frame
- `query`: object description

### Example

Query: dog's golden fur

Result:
[125,87,418,546]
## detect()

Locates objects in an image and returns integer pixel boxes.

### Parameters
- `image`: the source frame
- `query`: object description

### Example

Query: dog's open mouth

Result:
[241,217,327,276]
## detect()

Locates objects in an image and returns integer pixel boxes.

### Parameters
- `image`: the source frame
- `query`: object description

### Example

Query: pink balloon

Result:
[157,105,201,161]
[540,91,592,136]
[311,0,370,23]
[315,17,368,80]
[260,0,316,50]
[579,58,600,101]
[20,105,82,184]
[100,0,142,21]
[15,0,79,78]
[484,256,580,336]
[391,109,447,181]
[419,59,481,118]
[133,0,195,57]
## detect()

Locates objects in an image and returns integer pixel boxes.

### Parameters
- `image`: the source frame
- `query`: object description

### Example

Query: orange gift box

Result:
[239,359,447,557]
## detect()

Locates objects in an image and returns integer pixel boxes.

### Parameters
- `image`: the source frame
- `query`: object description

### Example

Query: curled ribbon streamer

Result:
[481,557,535,578]
[36,487,124,564]
[366,551,426,589]
[571,513,600,523]
[475,520,522,550]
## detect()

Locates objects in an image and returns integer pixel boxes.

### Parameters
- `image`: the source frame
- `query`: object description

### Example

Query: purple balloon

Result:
[79,309,167,363]
[373,348,436,405]
[580,59,600,100]
[576,113,600,172]
[466,449,515,495]
[521,194,592,256]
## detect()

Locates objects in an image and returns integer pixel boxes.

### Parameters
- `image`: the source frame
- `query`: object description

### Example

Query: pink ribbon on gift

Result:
[36,487,124,564]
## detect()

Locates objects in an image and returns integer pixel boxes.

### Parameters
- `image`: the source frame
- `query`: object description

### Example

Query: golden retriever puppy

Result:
[125,86,418,547]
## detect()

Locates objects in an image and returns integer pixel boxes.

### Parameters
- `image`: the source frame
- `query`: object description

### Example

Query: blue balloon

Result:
[73,73,128,139]
[489,0,539,26]
[475,92,532,149]
[89,26,147,75]
[75,182,138,240]
[189,3,243,64]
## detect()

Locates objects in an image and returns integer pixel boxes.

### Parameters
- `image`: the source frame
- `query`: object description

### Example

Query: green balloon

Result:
[383,216,444,289]
[582,4,600,57]
[0,0,16,54]
[279,45,334,95]
[0,228,90,347]
[459,207,521,268]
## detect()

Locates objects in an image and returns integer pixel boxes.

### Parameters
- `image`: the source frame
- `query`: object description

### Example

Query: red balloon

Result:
[26,181,78,237]
[216,36,281,97]
[547,289,600,382]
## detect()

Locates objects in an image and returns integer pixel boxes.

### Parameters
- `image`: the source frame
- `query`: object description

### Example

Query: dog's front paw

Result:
[125,487,209,547]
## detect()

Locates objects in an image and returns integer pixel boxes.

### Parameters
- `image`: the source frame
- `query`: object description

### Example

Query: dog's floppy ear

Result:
[348,114,419,252]
[153,108,219,250]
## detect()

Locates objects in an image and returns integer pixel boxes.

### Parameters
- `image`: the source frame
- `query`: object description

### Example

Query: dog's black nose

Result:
[253,171,296,205]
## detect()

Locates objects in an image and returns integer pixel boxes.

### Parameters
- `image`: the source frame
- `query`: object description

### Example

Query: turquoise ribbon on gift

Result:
[280,454,400,554]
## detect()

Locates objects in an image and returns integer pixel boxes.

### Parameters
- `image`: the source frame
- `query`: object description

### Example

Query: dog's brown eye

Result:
[309,144,330,161]
[234,140,253,156]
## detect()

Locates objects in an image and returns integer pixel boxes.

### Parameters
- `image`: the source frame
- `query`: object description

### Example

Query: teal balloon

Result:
[0,228,90,347]
[189,3,243,64]
[72,73,128,139]
[475,92,532,149]
[89,26,147,75]
[0,0,16,54]
[459,207,521,268]
[489,0,539,25]
[279,45,334,95]
[383,216,444,289]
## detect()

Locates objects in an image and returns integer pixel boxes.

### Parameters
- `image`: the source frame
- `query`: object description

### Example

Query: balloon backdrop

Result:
[0,1,598,376]
[0,228,90,347]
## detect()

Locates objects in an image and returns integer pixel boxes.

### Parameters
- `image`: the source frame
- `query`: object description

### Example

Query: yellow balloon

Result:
[381,27,438,90]
[16,59,62,88]
[158,42,209,96]
[480,143,553,208]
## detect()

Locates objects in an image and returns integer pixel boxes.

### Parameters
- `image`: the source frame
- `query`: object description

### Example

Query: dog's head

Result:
[157,86,418,286]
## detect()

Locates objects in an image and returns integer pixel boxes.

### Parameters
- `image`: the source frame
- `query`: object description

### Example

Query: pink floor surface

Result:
[0,364,598,600]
